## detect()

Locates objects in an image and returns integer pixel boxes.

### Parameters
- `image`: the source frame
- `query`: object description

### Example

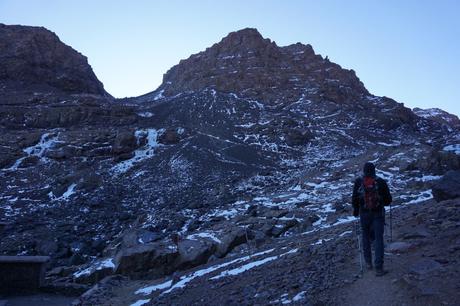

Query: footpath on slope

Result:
[69,196,460,306]
[333,198,460,306]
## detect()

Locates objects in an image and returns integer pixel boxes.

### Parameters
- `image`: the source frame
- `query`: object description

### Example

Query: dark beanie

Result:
[363,162,376,177]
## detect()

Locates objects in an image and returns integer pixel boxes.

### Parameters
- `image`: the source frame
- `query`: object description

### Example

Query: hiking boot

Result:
[375,268,388,277]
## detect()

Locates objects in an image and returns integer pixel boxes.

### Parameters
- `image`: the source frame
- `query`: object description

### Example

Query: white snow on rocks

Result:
[135,279,173,295]
[4,132,59,171]
[443,144,460,155]
[210,248,298,280]
[417,175,442,182]
[135,248,276,297]
[186,232,222,243]
[112,129,159,174]
[137,111,153,118]
[48,183,77,201]
[73,258,115,278]
[130,299,151,306]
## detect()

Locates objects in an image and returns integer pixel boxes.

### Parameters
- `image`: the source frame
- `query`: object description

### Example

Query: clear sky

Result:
[1,0,459,115]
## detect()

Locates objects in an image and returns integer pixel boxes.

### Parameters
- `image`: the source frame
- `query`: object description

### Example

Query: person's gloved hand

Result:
[353,209,359,217]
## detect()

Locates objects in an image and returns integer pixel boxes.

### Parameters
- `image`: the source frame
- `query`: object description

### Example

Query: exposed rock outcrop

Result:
[432,170,460,201]
[0,23,108,96]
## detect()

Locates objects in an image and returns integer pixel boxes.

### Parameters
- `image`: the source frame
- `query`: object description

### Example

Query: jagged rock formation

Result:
[148,28,368,105]
[0,25,459,305]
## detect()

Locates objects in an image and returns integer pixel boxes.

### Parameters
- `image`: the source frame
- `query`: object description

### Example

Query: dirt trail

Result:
[333,198,460,306]
[337,255,412,306]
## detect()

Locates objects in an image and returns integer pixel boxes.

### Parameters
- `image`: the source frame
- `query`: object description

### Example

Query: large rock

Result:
[114,243,178,277]
[215,227,249,258]
[175,239,215,270]
[112,132,136,154]
[432,170,460,201]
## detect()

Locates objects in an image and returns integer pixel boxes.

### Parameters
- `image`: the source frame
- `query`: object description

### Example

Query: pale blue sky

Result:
[1,0,459,115]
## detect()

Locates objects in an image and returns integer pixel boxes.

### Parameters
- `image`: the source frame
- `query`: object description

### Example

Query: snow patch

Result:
[112,129,159,174]
[48,183,77,201]
[186,232,221,243]
[210,248,298,280]
[73,258,115,278]
[4,133,59,171]
[135,280,173,295]
[443,144,460,155]
[130,299,150,306]
[137,111,153,118]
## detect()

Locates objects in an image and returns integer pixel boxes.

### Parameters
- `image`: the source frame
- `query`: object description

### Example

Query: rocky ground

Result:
[71,195,460,306]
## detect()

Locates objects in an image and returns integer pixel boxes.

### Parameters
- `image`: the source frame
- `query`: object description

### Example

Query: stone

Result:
[271,219,299,237]
[215,227,249,258]
[138,231,161,244]
[114,243,179,277]
[402,228,431,240]
[112,132,136,154]
[158,129,181,144]
[409,259,442,276]
[175,239,215,270]
[432,171,460,201]
[37,239,58,256]
[387,241,414,254]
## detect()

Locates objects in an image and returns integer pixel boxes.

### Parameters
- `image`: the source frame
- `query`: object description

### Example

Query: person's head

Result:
[363,162,376,177]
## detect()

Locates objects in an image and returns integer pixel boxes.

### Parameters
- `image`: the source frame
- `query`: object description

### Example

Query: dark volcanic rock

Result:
[114,243,178,277]
[175,239,215,269]
[0,23,108,96]
[432,170,460,201]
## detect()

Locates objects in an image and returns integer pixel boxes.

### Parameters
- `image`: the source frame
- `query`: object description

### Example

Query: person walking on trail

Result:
[352,162,392,276]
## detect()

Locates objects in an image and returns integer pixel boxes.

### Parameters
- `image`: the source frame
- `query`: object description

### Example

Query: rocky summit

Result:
[0,25,459,305]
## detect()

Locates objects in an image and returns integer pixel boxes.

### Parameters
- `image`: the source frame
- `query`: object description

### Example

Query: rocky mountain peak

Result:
[151,28,368,104]
[215,28,272,51]
[0,23,108,96]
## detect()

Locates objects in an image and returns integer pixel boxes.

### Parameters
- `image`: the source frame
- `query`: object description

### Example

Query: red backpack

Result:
[359,177,380,209]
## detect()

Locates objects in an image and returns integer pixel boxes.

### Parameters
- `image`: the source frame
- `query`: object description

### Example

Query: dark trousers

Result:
[360,209,385,269]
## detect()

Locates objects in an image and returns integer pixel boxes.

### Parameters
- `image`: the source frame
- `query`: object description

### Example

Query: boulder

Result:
[215,227,249,258]
[432,170,460,201]
[112,132,136,154]
[175,239,215,270]
[114,243,178,277]
[270,219,299,237]
[284,129,311,146]
[158,129,181,144]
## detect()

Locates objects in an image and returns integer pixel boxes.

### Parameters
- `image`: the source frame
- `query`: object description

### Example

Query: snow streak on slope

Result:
[111,129,160,174]
[3,132,60,171]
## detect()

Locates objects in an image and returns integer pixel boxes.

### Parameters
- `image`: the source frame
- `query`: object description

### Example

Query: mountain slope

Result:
[0,25,459,305]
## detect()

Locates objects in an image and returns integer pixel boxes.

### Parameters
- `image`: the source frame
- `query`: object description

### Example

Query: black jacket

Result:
[352,176,392,214]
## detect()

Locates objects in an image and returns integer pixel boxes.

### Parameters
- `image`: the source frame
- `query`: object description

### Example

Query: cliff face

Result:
[0,23,108,96]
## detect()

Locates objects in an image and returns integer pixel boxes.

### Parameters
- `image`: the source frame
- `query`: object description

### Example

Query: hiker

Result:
[352,162,392,276]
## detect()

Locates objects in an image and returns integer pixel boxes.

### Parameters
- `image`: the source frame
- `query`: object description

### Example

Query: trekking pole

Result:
[355,219,364,275]
[389,203,393,243]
